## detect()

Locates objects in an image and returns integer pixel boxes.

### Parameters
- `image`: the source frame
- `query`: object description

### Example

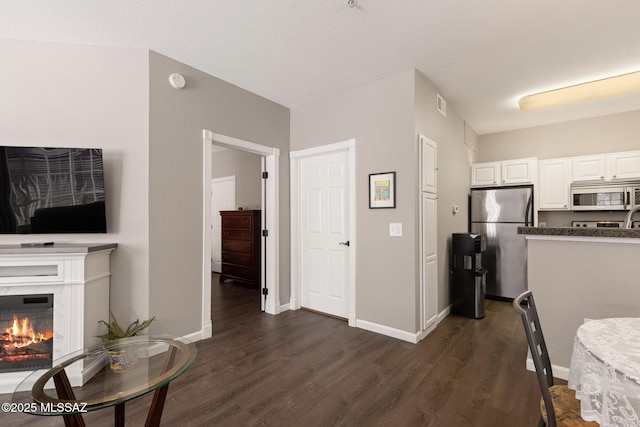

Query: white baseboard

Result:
[279,302,290,312]
[417,306,451,342]
[525,357,569,381]
[355,319,419,343]
[201,320,212,339]
[438,305,451,322]
[348,312,356,327]
[282,302,448,344]
[183,326,210,343]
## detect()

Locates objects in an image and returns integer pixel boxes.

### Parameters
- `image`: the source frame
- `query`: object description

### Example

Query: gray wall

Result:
[148,51,290,335]
[414,70,477,316]
[527,238,640,370]
[477,109,640,162]
[291,69,475,334]
[2,40,290,338]
[212,148,262,210]
[291,69,416,331]
[0,39,151,324]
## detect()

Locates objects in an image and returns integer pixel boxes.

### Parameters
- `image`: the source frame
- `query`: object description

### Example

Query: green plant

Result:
[98,311,156,344]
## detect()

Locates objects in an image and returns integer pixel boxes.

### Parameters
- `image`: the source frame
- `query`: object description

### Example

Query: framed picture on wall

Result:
[369,172,396,209]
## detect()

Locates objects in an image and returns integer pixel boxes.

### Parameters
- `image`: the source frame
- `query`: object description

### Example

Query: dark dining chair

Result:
[512,290,597,427]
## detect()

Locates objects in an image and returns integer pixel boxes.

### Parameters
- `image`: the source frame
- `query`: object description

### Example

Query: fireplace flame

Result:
[3,315,52,349]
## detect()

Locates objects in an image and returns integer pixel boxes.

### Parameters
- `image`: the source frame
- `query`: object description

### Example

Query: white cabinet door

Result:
[422,193,437,330]
[472,158,536,186]
[572,155,606,182]
[538,158,571,210]
[471,162,501,186]
[607,151,640,180]
[421,136,437,194]
[502,158,536,185]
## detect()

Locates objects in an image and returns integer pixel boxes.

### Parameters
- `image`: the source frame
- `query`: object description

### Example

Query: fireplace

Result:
[0,294,54,373]
[0,243,115,393]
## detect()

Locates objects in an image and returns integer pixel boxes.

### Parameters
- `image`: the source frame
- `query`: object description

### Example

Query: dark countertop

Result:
[518,226,640,239]
[0,243,117,254]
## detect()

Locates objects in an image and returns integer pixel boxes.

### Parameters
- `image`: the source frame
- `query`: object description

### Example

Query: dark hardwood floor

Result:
[1,276,542,426]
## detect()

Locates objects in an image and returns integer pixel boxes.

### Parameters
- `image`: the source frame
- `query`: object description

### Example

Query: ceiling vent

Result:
[436,93,447,117]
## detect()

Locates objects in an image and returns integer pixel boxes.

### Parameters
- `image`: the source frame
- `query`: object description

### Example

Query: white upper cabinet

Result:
[538,158,572,210]
[606,151,640,180]
[571,151,640,182]
[471,161,501,186]
[502,158,537,185]
[421,136,437,194]
[471,158,536,187]
[572,155,606,182]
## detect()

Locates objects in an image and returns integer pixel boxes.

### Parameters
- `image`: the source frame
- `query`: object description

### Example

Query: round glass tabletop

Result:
[12,335,197,416]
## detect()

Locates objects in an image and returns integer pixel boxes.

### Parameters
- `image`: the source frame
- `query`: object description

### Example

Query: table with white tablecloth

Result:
[568,317,640,426]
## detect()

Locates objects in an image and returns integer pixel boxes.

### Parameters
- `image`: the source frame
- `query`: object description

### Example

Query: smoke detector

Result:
[347,0,358,7]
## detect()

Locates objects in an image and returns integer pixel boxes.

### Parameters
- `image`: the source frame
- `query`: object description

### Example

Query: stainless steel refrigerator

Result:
[470,186,533,300]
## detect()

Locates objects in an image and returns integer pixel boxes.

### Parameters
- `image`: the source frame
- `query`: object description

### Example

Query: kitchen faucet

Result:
[624,205,640,228]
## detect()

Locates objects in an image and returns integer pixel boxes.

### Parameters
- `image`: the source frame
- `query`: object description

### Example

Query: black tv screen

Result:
[0,147,107,234]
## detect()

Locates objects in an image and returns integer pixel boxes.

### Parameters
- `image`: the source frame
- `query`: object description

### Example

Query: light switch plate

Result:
[389,223,402,237]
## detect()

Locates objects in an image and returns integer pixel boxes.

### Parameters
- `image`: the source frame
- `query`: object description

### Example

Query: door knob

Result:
[339,241,350,246]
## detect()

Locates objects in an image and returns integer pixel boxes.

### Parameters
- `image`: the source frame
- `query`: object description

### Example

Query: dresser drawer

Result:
[220,210,261,288]
[222,215,253,229]
[222,239,253,253]
[222,251,253,266]
[221,264,255,281]
[222,228,252,241]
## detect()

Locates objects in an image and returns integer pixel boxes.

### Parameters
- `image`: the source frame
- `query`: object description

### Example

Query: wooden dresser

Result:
[219,210,261,288]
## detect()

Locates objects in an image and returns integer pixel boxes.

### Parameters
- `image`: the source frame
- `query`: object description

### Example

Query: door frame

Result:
[290,139,356,326]
[202,130,280,325]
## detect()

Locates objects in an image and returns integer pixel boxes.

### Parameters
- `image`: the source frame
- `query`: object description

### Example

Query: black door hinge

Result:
[262,230,269,237]
[262,172,269,179]
[262,287,269,295]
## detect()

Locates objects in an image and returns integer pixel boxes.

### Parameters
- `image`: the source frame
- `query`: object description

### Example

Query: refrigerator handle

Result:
[525,193,533,226]
[625,190,630,209]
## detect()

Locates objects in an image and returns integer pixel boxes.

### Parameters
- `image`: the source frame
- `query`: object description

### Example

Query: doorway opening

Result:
[202,130,280,338]
[211,175,236,274]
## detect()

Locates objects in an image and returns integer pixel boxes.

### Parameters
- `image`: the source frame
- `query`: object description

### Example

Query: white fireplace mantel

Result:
[0,243,116,393]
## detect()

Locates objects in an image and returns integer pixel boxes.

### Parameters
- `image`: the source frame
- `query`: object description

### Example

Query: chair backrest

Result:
[513,290,556,427]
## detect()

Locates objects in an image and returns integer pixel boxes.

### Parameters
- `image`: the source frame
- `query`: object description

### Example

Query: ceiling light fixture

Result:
[346,0,358,7]
[518,71,640,112]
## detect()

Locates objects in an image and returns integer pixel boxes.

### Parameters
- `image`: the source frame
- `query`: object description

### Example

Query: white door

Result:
[572,155,606,182]
[502,158,536,185]
[471,162,501,186]
[538,159,571,210]
[421,137,437,193]
[420,135,438,333]
[300,151,348,318]
[607,151,640,180]
[211,176,236,272]
[422,193,438,329]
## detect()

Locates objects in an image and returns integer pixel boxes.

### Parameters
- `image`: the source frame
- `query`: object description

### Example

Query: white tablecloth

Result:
[568,318,640,427]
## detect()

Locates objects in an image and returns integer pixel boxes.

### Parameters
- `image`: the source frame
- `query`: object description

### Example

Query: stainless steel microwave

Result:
[571,182,640,211]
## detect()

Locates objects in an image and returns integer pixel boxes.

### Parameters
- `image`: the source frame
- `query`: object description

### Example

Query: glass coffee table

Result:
[12,335,197,427]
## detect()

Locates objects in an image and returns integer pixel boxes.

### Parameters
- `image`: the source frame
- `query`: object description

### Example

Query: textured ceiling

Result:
[2,0,640,135]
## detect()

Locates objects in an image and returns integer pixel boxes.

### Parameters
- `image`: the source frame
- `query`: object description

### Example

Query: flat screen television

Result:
[0,146,107,234]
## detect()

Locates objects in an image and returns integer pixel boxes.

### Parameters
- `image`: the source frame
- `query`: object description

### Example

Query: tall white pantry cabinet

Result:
[420,135,438,337]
